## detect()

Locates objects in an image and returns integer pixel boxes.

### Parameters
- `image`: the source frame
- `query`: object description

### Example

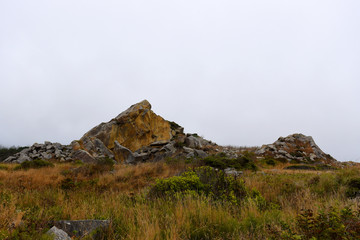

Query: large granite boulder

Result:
[72,100,175,163]
[255,133,336,164]
[80,100,172,152]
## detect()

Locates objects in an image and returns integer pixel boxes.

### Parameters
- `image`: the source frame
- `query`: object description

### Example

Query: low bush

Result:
[14,159,54,170]
[272,207,360,239]
[346,178,360,198]
[149,166,247,204]
[201,154,257,171]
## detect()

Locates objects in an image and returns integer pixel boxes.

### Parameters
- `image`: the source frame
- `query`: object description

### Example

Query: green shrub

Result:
[272,207,360,240]
[346,178,360,198]
[263,157,276,166]
[0,164,9,170]
[149,166,247,204]
[285,165,316,170]
[202,154,258,171]
[14,159,54,170]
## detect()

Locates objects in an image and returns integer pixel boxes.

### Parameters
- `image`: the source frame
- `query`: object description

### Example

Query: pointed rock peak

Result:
[115,99,152,122]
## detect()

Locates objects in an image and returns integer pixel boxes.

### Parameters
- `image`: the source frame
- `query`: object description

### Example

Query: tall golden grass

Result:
[0,162,359,239]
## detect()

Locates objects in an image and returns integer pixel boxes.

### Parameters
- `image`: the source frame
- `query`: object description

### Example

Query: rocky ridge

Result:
[3,101,338,165]
[4,100,215,164]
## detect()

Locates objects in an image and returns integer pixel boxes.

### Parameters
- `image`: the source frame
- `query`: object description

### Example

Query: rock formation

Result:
[70,99,214,163]
[3,141,72,163]
[2,101,337,166]
[255,133,336,164]
[3,100,215,164]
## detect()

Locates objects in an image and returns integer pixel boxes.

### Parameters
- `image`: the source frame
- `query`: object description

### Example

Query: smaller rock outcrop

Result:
[255,133,336,164]
[3,142,72,163]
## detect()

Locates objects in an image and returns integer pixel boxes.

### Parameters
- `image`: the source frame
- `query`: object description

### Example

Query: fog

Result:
[1,0,359,161]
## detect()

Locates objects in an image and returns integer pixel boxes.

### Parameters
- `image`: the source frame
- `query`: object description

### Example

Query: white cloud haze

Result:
[0,0,359,161]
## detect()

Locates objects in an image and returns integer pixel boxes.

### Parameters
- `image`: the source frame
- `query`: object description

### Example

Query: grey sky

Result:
[0,0,359,161]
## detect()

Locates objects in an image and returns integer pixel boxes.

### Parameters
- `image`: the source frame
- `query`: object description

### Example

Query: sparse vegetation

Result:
[201,153,258,171]
[14,159,54,170]
[0,159,359,239]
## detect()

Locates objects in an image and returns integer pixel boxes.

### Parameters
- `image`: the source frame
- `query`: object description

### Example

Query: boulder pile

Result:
[255,133,336,164]
[3,141,72,164]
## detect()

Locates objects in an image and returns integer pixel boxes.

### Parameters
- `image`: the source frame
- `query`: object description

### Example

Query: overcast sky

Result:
[0,0,359,162]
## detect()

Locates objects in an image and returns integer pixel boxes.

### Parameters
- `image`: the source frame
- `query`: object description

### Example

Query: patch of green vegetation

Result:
[14,159,54,170]
[149,166,247,204]
[0,164,9,170]
[345,178,360,198]
[201,153,258,171]
[285,164,336,171]
[271,207,360,239]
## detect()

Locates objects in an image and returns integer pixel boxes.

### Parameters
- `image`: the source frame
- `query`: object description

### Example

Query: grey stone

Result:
[3,156,17,163]
[71,150,96,163]
[224,168,243,177]
[194,149,208,158]
[44,141,52,145]
[183,147,194,154]
[33,143,43,149]
[46,145,54,150]
[46,226,71,240]
[53,143,63,150]
[161,143,176,153]
[55,220,110,238]
[185,136,202,149]
[18,148,31,155]
[41,152,53,160]
[55,149,62,158]
[15,154,32,164]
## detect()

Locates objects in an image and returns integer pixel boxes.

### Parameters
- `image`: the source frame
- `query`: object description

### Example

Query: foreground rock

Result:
[54,220,110,239]
[255,133,336,164]
[46,226,71,240]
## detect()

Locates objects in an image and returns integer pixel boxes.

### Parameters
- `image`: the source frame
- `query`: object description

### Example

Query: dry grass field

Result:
[1,159,360,239]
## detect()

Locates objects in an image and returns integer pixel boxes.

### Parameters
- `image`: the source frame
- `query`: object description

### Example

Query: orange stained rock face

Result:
[80,100,172,152]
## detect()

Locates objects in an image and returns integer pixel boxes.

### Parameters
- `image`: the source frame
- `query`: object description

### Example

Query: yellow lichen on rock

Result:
[79,100,172,153]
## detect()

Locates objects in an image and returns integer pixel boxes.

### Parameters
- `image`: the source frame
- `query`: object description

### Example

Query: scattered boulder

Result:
[224,168,243,177]
[55,220,110,238]
[46,226,71,240]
